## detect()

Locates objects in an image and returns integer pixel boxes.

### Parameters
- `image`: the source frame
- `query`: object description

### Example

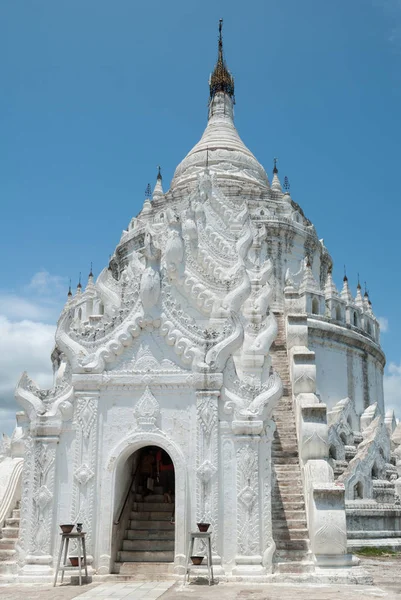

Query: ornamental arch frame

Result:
[94,430,189,574]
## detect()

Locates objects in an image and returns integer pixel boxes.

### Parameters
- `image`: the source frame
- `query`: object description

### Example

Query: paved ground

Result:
[1,557,401,599]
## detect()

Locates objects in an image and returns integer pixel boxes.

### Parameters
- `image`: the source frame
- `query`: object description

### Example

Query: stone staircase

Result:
[270,313,313,574]
[0,501,20,580]
[115,485,175,577]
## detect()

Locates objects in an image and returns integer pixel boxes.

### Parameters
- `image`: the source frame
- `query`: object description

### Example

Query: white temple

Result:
[1,21,401,584]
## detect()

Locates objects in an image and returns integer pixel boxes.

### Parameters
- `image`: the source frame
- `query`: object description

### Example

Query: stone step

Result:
[1,528,18,539]
[130,511,173,521]
[129,520,175,531]
[0,561,18,574]
[273,489,304,498]
[274,561,314,574]
[275,539,309,551]
[273,464,300,471]
[122,539,174,552]
[115,561,175,579]
[275,473,301,483]
[141,495,168,503]
[132,502,174,512]
[273,529,309,541]
[125,529,174,541]
[273,480,302,489]
[272,499,305,512]
[4,518,20,528]
[272,510,306,520]
[272,457,300,465]
[272,519,308,530]
[12,509,20,519]
[0,549,16,561]
[274,548,311,561]
[272,477,303,494]
[136,486,164,496]
[0,539,16,550]
[117,550,174,563]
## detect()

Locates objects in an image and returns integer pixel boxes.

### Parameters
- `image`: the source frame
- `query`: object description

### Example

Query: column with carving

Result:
[19,435,59,580]
[233,435,263,576]
[71,392,98,559]
[196,390,219,559]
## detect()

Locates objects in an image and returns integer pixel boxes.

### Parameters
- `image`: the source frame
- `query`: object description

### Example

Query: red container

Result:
[197,522,210,532]
[190,556,204,565]
[69,557,84,567]
[60,524,74,534]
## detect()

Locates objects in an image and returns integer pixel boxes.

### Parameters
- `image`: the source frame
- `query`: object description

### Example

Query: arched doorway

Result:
[113,445,175,572]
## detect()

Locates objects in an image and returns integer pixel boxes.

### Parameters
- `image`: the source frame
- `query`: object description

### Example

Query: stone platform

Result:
[0,557,401,599]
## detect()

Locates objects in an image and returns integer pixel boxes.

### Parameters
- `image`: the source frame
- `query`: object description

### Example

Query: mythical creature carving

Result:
[224,371,282,420]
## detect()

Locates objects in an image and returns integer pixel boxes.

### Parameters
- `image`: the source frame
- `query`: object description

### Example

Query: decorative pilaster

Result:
[196,390,219,556]
[19,435,59,580]
[71,393,99,556]
[232,429,276,577]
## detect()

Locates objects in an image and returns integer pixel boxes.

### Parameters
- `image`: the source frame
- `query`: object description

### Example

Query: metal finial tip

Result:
[157,165,162,181]
[273,157,278,174]
[89,262,93,277]
[68,278,72,297]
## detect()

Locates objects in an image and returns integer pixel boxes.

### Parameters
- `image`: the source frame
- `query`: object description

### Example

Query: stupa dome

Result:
[172,92,269,188]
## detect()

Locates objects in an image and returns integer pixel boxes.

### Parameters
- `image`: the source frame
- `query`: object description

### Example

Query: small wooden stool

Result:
[53,531,88,586]
[185,531,214,585]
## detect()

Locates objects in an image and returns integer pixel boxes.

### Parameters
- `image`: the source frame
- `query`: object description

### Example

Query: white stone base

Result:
[348,538,401,551]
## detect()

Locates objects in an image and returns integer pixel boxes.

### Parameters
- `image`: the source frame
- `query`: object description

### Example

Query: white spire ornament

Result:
[152,166,164,200]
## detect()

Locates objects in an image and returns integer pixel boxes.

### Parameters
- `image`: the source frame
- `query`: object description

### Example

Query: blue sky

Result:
[1,0,401,433]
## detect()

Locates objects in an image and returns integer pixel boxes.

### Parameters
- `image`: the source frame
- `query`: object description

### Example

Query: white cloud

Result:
[378,316,389,333]
[0,317,56,434]
[384,361,401,419]
[26,270,68,297]
[0,271,66,436]
[0,270,68,324]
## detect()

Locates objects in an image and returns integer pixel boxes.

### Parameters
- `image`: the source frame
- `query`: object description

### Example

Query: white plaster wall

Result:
[310,340,348,410]
[352,352,365,418]
[368,357,384,414]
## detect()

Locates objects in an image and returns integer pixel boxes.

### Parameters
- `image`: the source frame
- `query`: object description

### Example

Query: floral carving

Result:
[134,387,160,428]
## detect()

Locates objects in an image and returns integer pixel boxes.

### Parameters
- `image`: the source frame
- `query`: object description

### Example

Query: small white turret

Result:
[142,183,153,216]
[85,263,95,291]
[76,274,82,296]
[340,274,353,303]
[324,267,338,298]
[299,258,319,293]
[355,280,364,309]
[152,166,164,200]
[271,158,282,193]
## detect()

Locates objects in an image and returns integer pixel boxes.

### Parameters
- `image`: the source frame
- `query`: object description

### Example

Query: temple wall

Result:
[310,338,348,410]
[310,333,384,418]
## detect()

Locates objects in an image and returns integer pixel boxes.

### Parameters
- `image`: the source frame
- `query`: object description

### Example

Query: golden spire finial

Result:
[209,19,235,102]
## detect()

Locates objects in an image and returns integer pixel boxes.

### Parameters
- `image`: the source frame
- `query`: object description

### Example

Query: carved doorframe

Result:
[95,430,188,574]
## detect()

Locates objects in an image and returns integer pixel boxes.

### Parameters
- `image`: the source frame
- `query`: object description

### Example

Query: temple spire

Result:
[209,19,235,102]
[153,166,164,199]
[271,158,282,192]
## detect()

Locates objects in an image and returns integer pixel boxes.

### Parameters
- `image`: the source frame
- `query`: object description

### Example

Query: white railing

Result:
[0,458,23,528]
